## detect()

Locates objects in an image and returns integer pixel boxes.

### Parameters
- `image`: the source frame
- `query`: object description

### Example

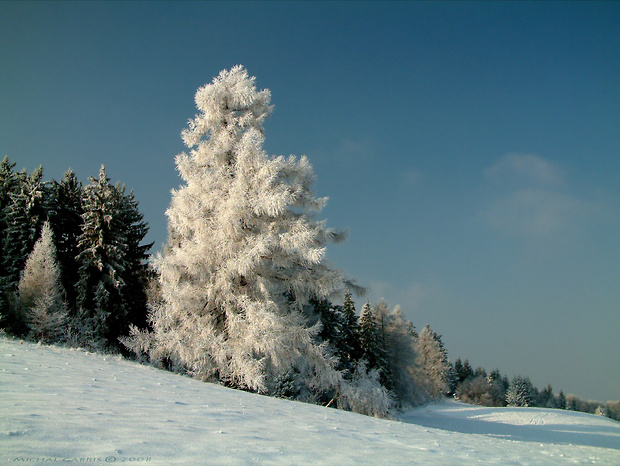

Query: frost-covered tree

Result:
[359,301,384,373]
[75,166,126,349]
[75,166,151,351]
[414,324,451,398]
[18,221,67,343]
[337,360,392,418]
[357,299,424,406]
[127,66,354,395]
[2,166,49,291]
[0,157,26,280]
[456,375,493,406]
[380,303,425,406]
[1,165,49,334]
[506,375,535,407]
[0,157,25,325]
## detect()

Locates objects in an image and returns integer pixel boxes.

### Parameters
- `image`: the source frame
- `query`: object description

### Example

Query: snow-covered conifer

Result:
[48,169,84,313]
[2,166,48,290]
[359,301,381,370]
[18,221,67,343]
[128,66,352,394]
[382,304,426,406]
[414,324,451,399]
[339,290,362,367]
[506,375,535,407]
[0,156,26,326]
[76,166,126,349]
[76,166,151,350]
[1,165,49,334]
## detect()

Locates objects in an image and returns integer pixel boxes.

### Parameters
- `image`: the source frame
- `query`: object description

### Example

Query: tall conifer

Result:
[126,66,351,394]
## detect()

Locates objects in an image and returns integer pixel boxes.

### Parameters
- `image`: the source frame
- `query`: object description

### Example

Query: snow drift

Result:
[1,336,619,464]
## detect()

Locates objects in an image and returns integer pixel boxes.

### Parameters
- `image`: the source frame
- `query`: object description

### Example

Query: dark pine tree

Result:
[1,165,49,334]
[76,166,128,350]
[454,358,474,384]
[358,300,389,388]
[47,169,84,314]
[339,290,362,369]
[2,166,49,289]
[114,186,152,333]
[0,157,26,322]
[75,166,151,351]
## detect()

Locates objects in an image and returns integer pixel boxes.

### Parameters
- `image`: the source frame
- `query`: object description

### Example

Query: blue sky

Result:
[1,1,618,402]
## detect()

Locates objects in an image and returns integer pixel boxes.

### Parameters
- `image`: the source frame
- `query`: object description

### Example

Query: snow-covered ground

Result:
[1,336,619,465]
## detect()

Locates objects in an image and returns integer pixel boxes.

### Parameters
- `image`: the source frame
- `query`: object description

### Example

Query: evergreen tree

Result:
[47,169,84,313]
[359,301,382,371]
[454,358,474,384]
[537,384,555,408]
[1,165,49,333]
[357,299,423,405]
[555,390,567,410]
[0,157,26,279]
[381,304,424,406]
[76,166,126,349]
[18,221,67,343]
[75,166,151,350]
[2,166,49,290]
[339,290,362,368]
[487,369,509,406]
[0,157,25,323]
[114,185,152,331]
[126,66,353,395]
[506,375,535,407]
[310,297,360,375]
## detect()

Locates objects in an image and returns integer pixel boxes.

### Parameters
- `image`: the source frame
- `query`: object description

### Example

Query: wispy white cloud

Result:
[485,153,565,187]
[480,154,594,238]
[333,137,375,164]
[482,188,590,237]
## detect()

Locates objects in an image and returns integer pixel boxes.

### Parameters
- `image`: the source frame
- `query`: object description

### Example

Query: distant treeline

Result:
[450,357,620,422]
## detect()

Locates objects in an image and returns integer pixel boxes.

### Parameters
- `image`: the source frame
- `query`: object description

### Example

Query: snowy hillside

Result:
[1,336,619,465]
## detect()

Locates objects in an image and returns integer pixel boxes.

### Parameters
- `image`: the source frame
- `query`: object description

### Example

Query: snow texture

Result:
[1,336,619,464]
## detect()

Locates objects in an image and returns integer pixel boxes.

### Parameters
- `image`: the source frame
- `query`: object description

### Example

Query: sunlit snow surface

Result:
[1,336,619,464]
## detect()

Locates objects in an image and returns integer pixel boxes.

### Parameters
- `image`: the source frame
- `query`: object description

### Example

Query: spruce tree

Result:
[0,157,25,323]
[1,165,49,333]
[340,290,362,368]
[359,300,380,369]
[47,169,84,313]
[74,166,152,351]
[0,157,25,279]
[2,166,49,289]
[126,66,352,394]
[114,185,152,331]
[76,166,129,350]
[506,375,535,407]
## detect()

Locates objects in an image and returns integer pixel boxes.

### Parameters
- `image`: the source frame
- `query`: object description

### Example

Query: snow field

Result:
[1,336,619,464]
